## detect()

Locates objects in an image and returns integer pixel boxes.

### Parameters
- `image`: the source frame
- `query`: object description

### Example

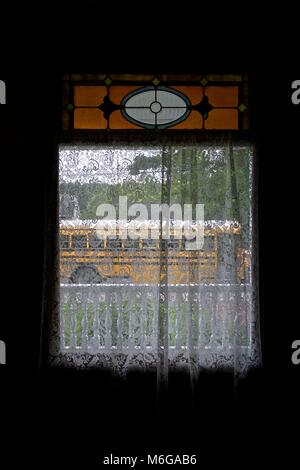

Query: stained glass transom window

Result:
[62,74,249,131]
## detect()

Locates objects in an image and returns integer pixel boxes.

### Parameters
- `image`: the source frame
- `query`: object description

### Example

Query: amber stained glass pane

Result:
[109,86,142,105]
[171,111,203,130]
[74,86,107,107]
[74,108,106,129]
[205,86,238,107]
[170,86,203,105]
[205,109,238,129]
[109,111,141,130]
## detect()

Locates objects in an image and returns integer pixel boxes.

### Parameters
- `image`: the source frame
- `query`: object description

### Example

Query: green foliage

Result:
[60,147,250,239]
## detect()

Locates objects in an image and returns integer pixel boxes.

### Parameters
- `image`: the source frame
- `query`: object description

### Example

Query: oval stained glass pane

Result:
[156,89,188,108]
[124,108,156,126]
[124,89,156,108]
[121,86,191,129]
[156,108,187,125]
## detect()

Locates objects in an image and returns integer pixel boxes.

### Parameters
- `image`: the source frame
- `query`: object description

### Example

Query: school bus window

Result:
[202,235,216,251]
[88,233,105,250]
[72,234,88,249]
[142,239,158,249]
[107,238,123,250]
[167,238,180,250]
[123,239,140,249]
[60,234,69,249]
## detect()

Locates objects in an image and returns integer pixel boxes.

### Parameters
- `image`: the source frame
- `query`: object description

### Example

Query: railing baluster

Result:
[209,287,217,349]
[69,294,76,352]
[221,287,230,349]
[105,289,112,351]
[117,289,123,351]
[91,301,100,352]
[198,286,204,349]
[98,291,106,348]
[140,288,147,350]
[151,286,159,351]
[81,288,88,351]
[60,290,68,349]
[128,290,135,352]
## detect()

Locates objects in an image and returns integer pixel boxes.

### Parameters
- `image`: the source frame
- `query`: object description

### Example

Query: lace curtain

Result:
[45,141,261,385]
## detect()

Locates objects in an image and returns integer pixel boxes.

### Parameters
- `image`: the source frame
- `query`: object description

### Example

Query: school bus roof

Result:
[59,219,241,234]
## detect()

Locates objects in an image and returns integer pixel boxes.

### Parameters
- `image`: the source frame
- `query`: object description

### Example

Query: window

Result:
[71,234,88,250]
[202,235,216,251]
[123,239,140,250]
[49,74,260,379]
[142,239,158,249]
[60,234,70,249]
[167,237,180,250]
[88,233,105,250]
[62,74,248,131]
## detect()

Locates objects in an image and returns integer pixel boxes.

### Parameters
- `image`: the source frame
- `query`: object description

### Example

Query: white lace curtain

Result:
[47,142,261,385]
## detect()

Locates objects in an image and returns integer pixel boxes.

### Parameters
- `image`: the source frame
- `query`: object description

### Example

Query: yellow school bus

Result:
[59,220,250,284]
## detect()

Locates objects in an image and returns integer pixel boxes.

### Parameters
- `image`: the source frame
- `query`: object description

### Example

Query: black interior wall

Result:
[1,3,299,466]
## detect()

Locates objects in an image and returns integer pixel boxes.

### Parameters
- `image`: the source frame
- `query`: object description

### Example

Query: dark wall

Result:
[1,3,299,466]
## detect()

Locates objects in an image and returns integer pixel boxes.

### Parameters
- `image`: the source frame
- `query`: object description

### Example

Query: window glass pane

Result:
[202,235,215,251]
[206,86,239,107]
[88,233,105,249]
[171,111,203,129]
[123,239,140,249]
[156,89,188,107]
[156,108,188,125]
[124,108,156,126]
[109,112,141,129]
[167,238,180,250]
[72,234,87,249]
[60,234,69,249]
[107,239,122,250]
[74,108,105,129]
[109,86,140,105]
[170,86,203,105]
[124,89,155,107]
[142,239,158,249]
[58,145,258,373]
[205,109,238,129]
[74,86,106,106]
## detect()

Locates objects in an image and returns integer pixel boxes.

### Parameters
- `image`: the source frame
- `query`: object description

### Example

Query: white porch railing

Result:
[60,284,253,355]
